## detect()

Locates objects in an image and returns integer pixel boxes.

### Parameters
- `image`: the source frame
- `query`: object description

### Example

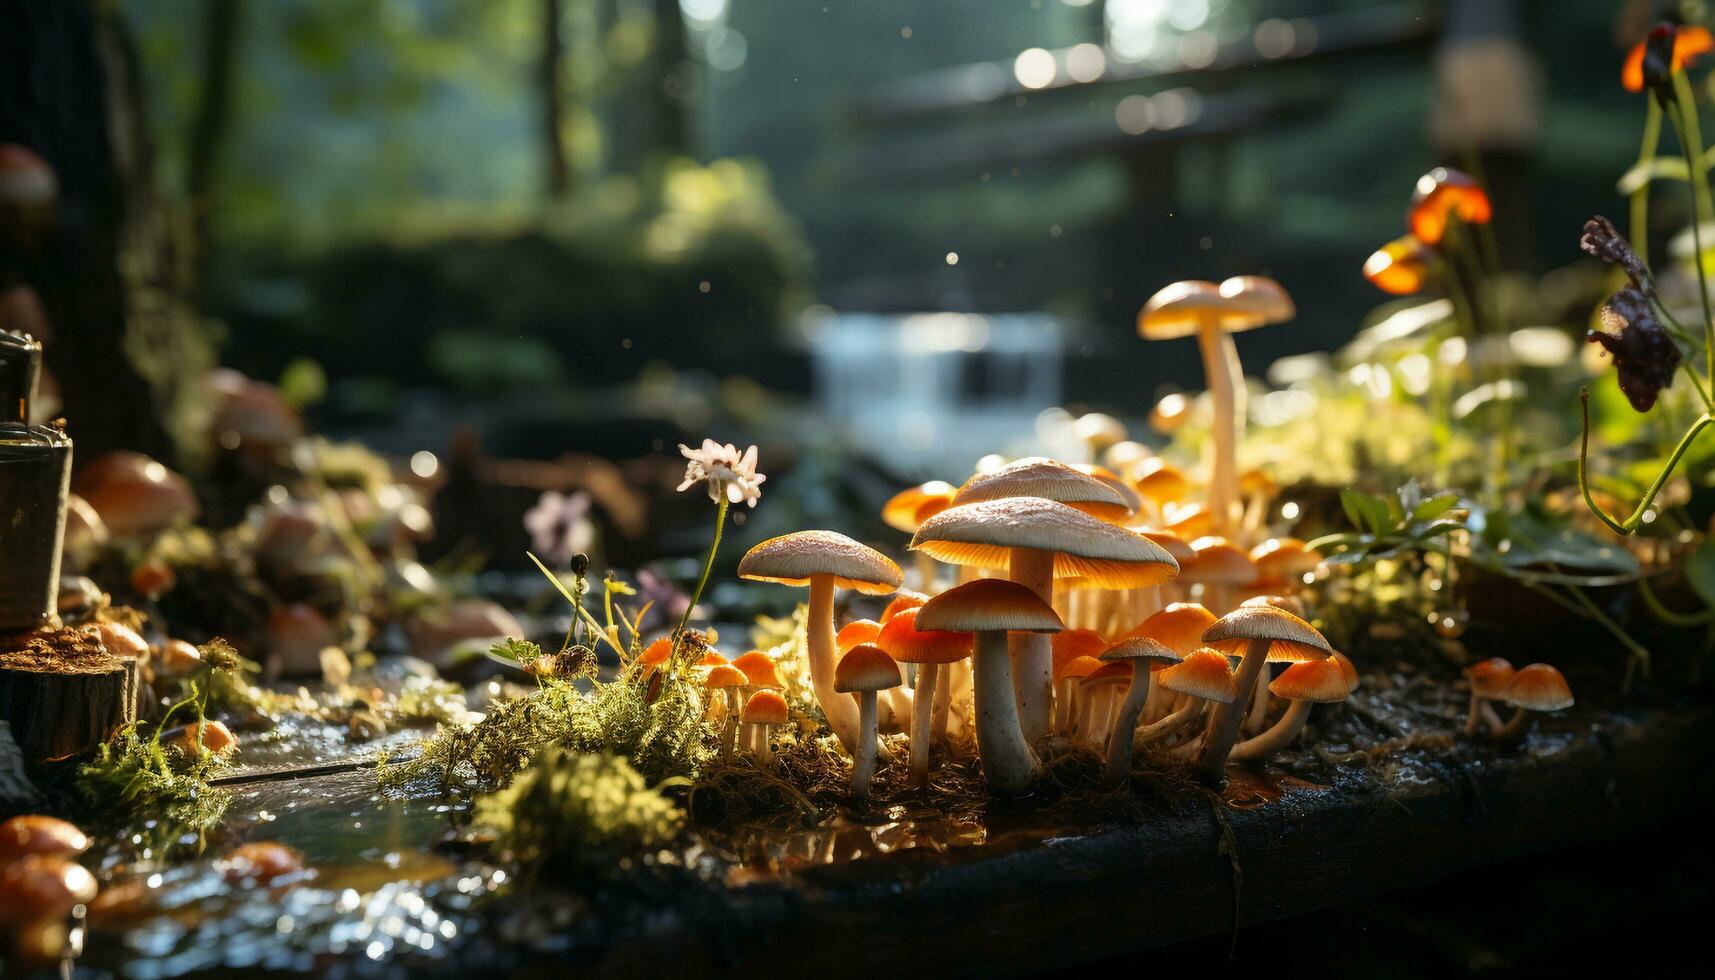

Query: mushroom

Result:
[72,452,198,538]
[219,841,307,887]
[0,855,96,930]
[1073,412,1128,462]
[836,618,883,652]
[737,530,902,755]
[1099,636,1181,783]
[153,639,204,680]
[1236,592,1315,735]
[1138,278,1294,534]
[1249,538,1322,596]
[1363,235,1433,295]
[877,608,972,785]
[1181,536,1259,614]
[1078,661,1131,748]
[833,645,903,798]
[1229,657,1353,762]
[730,650,785,753]
[916,578,1064,795]
[951,456,1131,521]
[1123,601,1217,721]
[1463,657,1515,736]
[911,496,1176,749]
[1164,502,1215,541]
[706,664,750,756]
[1130,458,1189,524]
[1149,392,1193,436]
[741,689,790,766]
[167,719,238,757]
[1141,648,1236,744]
[1195,605,1332,783]
[1491,663,1573,740]
[404,599,524,668]
[1050,628,1108,734]
[266,604,340,677]
[879,590,928,623]
[883,482,957,592]
[1056,654,1104,741]
[1408,167,1492,246]
[60,494,108,570]
[0,816,87,865]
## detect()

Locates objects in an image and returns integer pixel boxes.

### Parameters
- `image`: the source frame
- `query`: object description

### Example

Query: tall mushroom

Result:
[911,496,1176,748]
[833,645,902,799]
[1196,605,1332,783]
[738,531,901,755]
[1137,277,1294,534]
[877,608,972,785]
[916,578,1064,795]
[1229,658,1352,762]
[1099,636,1181,784]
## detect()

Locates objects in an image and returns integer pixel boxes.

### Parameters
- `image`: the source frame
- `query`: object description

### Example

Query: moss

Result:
[475,748,683,880]
[77,687,233,854]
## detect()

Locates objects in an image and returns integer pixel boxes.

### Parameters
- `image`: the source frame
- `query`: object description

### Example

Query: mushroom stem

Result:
[1229,699,1312,761]
[1197,318,1239,534]
[910,662,940,785]
[752,724,772,767]
[1197,637,1269,782]
[1052,678,1073,734]
[852,692,880,798]
[1244,665,1273,735]
[807,574,862,754]
[1103,664,1153,784]
[1136,700,1202,742]
[972,629,1041,795]
[722,690,741,757]
[1493,706,1533,740]
[1008,547,1057,747]
[1463,692,1484,736]
[914,552,938,594]
[932,660,956,742]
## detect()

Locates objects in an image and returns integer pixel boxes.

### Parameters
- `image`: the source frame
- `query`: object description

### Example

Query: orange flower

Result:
[1363,235,1432,295]
[1408,168,1492,246]
[1623,23,1713,93]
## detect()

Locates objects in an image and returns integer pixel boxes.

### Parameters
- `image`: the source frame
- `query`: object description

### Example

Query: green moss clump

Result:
[475,748,683,878]
[78,690,234,852]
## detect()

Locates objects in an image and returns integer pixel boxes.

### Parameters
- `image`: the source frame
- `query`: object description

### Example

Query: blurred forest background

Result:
[0,0,1671,566]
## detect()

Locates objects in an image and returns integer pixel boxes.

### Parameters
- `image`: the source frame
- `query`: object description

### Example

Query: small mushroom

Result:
[1363,235,1433,295]
[1249,538,1322,595]
[879,590,929,623]
[1050,629,1109,734]
[71,452,198,538]
[730,651,785,753]
[1056,655,1104,741]
[706,664,750,757]
[219,841,306,887]
[1463,657,1515,736]
[1491,663,1573,740]
[1181,537,1259,614]
[877,609,971,785]
[1196,605,1332,783]
[1078,661,1131,747]
[738,531,902,756]
[266,604,340,677]
[0,816,88,865]
[1229,657,1353,762]
[836,619,883,652]
[59,494,108,570]
[153,639,203,680]
[0,855,96,930]
[916,578,1065,795]
[129,559,176,600]
[1124,601,1218,721]
[1408,168,1492,247]
[741,689,791,767]
[1099,636,1182,783]
[833,645,903,798]
[167,719,238,757]
[1143,648,1237,744]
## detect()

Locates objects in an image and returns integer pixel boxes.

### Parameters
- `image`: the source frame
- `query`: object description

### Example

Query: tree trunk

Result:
[651,0,691,155]
[541,0,570,198]
[0,0,208,464]
[186,0,242,286]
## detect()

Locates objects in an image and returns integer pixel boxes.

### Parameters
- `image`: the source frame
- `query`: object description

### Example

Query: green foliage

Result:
[78,689,233,851]
[1311,481,1468,566]
[475,748,683,879]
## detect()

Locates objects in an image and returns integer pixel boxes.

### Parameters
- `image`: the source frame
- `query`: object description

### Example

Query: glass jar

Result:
[0,423,72,632]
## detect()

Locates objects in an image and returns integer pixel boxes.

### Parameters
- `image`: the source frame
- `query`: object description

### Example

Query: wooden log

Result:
[0,624,135,761]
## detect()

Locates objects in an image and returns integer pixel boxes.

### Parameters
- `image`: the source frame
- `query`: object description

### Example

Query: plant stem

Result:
[1667,73,1715,385]
[1577,388,1713,535]
[676,498,729,639]
[1633,97,1663,267]
[1636,575,1715,626]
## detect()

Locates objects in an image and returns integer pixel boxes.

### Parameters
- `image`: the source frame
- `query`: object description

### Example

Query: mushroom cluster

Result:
[0,815,96,966]
[725,444,1383,797]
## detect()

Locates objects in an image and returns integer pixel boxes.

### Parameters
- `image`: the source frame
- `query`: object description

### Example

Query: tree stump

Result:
[0,624,135,761]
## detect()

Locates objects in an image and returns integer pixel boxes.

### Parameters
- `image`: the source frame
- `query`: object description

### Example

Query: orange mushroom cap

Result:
[0,816,88,866]
[1408,168,1492,246]
[882,481,957,534]
[1363,235,1433,295]
[1503,663,1573,712]
[1158,649,1238,703]
[706,664,749,690]
[220,842,305,886]
[1269,658,1351,703]
[836,618,883,652]
[1131,458,1189,505]
[731,650,784,689]
[639,636,673,667]
[876,608,973,664]
[1330,651,1360,694]
[1052,628,1111,674]
[879,590,929,623]
[0,855,97,926]
[743,688,790,725]
[1057,654,1104,682]
[1464,657,1516,699]
[1623,23,1714,93]
[1125,602,1218,658]
[1250,537,1322,586]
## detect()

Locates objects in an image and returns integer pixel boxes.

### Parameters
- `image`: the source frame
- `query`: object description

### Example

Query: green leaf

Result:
[1616,155,1691,195]
[1685,539,1715,610]
[1340,488,1394,536]
[1411,493,1461,523]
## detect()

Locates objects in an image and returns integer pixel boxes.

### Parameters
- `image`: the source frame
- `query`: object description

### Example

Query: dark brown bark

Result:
[541,0,570,198]
[0,631,136,762]
[186,0,242,285]
[0,0,197,463]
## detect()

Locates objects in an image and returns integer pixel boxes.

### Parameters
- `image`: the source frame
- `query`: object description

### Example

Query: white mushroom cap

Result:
[738,530,902,595]
[911,497,1178,588]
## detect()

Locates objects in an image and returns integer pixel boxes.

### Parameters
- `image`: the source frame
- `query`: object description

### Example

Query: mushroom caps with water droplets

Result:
[738,530,902,595]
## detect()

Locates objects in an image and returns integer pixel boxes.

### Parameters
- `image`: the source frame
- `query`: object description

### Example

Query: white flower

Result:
[523,490,594,564]
[677,439,765,508]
